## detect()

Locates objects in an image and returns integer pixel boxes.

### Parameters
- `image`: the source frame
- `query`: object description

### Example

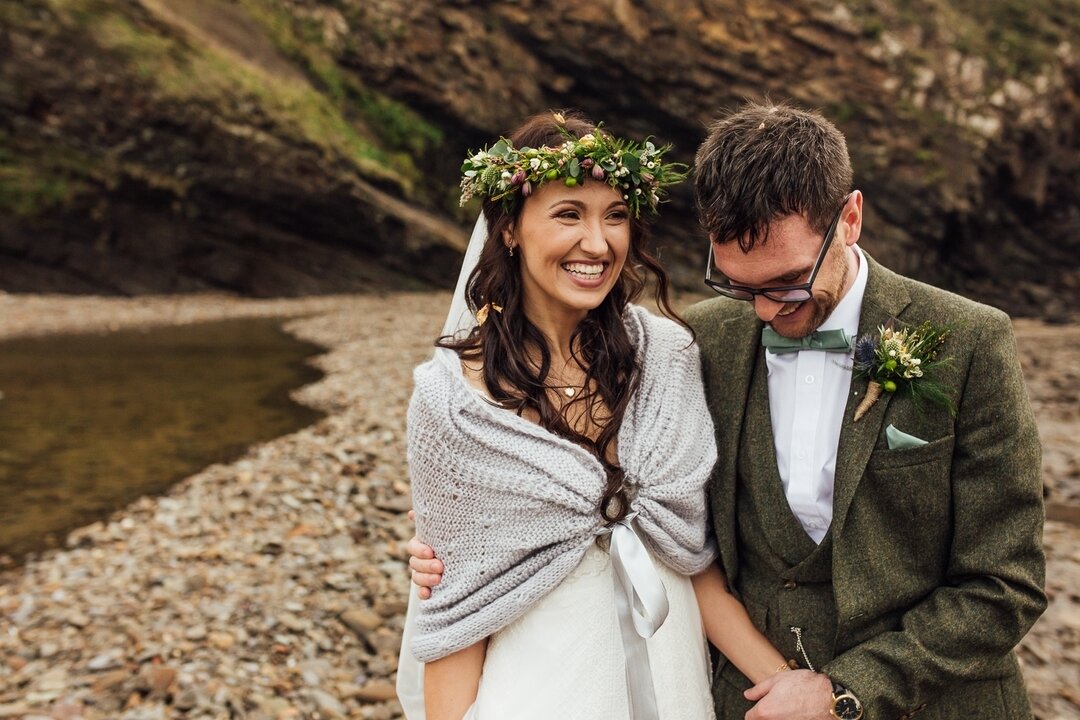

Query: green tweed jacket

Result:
[685,254,1046,720]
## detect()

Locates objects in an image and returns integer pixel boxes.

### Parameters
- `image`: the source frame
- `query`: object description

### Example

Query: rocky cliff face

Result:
[2,0,1077,317]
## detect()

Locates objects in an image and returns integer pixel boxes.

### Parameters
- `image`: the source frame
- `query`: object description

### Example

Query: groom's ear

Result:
[840,191,864,247]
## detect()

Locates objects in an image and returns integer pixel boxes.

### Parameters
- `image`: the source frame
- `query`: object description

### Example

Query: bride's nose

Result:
[578,219,608,255]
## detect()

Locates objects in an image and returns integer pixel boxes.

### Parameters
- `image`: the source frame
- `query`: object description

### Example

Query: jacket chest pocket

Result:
[868,433,954,471]
[865,434,955,574]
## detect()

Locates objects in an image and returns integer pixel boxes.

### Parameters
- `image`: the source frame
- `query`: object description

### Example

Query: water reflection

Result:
[0,318,324,562]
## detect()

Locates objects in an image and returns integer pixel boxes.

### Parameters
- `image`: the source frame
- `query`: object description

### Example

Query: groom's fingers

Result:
[743,673,777,702]
[411,569,443,585]
[411,569,443,594]
[409,556,444,577]
[409,555,444,574]
[406,535,436,560]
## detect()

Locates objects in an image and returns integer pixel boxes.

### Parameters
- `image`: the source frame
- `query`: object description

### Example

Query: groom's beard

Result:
[770,249,850,339]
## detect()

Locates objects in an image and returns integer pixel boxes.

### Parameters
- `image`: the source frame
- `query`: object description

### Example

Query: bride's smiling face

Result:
[504,180,631,320]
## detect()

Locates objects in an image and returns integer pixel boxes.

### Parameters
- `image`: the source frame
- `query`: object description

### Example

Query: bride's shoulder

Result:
[625,305,695,353]
[458,357,489,396]
[410,350,462,403]
[413,349,493,404]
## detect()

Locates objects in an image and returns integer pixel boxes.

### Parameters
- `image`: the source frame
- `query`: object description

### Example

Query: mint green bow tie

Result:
[761,327,853,354]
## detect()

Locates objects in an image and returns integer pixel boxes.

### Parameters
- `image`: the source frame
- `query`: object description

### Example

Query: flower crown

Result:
[459,114,686,217]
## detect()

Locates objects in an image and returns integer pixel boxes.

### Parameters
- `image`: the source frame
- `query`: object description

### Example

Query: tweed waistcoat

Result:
[735,347,838,671]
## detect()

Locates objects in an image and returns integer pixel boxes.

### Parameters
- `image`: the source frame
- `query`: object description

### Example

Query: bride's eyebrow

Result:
[549,199,586,210]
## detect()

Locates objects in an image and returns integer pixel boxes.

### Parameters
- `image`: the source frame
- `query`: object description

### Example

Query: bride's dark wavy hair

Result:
[438,110,687,523]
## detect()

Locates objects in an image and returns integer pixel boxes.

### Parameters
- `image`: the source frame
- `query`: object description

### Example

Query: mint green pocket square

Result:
[886,424,929,450]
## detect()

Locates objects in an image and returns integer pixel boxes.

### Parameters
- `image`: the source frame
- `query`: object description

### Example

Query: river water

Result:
[0,318,323,563]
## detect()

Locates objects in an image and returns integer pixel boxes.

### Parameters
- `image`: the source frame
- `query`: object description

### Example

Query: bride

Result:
[398,110,787,719]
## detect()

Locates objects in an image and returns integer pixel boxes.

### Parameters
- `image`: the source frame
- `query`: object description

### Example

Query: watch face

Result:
[835,696,861,719]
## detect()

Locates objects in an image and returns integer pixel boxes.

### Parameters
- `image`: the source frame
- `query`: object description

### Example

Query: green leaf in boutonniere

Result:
[852,320,955,422]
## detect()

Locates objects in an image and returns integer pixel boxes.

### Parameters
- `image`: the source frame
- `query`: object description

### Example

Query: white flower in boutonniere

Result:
[852,320,955,422]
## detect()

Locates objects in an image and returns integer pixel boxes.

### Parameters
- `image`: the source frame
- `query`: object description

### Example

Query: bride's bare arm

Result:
[692,564,787,684]
[424,639,488,720]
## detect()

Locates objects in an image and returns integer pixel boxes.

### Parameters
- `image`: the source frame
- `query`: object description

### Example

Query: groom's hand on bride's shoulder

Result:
[406,510,443,599]
[743,669,833,720]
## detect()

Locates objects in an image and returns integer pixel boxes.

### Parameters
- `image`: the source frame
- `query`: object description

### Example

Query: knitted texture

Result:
[407,305,718,662]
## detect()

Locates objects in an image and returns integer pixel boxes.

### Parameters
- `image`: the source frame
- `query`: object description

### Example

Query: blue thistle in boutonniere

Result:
[852,320,955,421]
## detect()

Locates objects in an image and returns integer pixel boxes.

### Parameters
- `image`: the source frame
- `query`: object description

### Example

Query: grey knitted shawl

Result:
[407,305,718,662]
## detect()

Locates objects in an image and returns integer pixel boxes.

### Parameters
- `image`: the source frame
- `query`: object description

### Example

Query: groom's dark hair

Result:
[694,100,853,251]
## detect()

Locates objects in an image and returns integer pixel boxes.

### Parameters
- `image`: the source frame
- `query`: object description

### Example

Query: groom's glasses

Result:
[703,195,850,303]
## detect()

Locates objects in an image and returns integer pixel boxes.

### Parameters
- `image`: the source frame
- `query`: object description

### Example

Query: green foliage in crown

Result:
[459,116,687,218]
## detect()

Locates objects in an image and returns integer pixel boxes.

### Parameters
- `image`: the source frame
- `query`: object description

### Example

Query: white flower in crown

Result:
[458,121,688,217]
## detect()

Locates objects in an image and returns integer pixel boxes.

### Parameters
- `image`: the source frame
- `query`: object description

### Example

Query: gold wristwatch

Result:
[830,683,864,720]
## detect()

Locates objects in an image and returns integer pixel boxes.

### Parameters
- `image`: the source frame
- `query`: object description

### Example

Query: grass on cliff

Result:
[0,132,95,217]
[59,0,425,195]
[853,0,1077,84]
[945,0,1076,79]
[236,0,442,159]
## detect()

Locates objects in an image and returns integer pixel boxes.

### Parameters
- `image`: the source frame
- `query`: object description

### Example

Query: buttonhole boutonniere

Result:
[852,320,955,422]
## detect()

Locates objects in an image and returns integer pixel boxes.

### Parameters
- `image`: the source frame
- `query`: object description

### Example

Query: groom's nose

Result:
[753,295,786,323]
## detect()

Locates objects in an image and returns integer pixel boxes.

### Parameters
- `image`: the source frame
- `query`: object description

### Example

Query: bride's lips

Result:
[561,261,609,288]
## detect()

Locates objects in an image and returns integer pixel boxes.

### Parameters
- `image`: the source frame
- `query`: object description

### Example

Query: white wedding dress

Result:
[399,541,715,720]
[466,543,715,719]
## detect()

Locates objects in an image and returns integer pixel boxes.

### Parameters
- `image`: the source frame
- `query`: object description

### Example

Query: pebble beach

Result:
[0,292,1076,720]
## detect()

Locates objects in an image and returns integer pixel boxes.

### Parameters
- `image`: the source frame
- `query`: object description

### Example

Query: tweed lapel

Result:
[697,303,761,583]
[831,254,912,535]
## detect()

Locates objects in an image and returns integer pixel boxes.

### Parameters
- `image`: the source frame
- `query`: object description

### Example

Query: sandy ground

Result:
[0,291,1076,719]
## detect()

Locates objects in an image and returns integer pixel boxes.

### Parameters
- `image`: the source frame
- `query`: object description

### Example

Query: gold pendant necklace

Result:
[545,383,578,398]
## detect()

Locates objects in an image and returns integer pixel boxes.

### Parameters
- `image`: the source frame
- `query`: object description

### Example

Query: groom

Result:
[683,101,1045,720]
[407,101,1046,719]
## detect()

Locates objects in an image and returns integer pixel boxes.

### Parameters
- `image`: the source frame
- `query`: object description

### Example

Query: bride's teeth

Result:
[563,263,604,277]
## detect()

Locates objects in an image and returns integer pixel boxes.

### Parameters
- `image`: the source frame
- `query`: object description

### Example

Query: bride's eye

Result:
[555,209,580,220]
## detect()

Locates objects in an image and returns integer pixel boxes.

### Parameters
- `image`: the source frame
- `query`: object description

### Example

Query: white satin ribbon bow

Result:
[604,512,670,720]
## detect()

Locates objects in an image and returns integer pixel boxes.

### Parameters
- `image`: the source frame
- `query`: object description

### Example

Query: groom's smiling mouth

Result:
[775,302,805,317]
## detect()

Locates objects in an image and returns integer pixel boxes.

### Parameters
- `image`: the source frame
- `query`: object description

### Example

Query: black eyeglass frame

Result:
[703,194,851,303]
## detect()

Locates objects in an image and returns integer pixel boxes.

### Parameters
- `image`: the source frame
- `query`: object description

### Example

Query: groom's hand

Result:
[743,669,832,720]
[406,510,443,599]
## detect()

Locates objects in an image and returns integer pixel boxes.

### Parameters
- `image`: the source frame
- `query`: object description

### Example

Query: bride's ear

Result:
[502,224,515,250]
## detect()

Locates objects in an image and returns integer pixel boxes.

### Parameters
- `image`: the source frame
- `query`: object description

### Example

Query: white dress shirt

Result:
[766,245,868,544]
